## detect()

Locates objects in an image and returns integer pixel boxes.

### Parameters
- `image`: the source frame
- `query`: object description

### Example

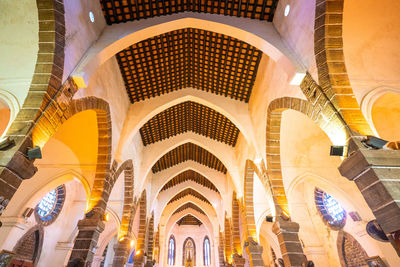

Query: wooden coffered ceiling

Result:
[172,202,206,216]
[152,143,227,174]
[161,170,219,193]
[177,214,202,226]
[100,0,279,25]
[116,28,262,103]
[168,188,212,205]
[140,101,239,146]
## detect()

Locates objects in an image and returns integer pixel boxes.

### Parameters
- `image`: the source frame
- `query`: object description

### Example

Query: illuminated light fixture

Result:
[290,72,306,85]
[130,240,135,248]
[89,11,95,22]
[0,137,15,150]
[265,215,274,222]
[330,146,344,157]
[281,210,290,221]
[284,5,290,16]
[136,250,141,255]
[119,236,125,242]
[104,213,110,222]
[254,157,262,165]
[27,146,42,160]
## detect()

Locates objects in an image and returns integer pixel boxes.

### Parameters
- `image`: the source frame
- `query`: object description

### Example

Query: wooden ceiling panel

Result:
[172,203,206,216]
[140,101,239,146]
[152,143,227,174]
[116,28,262,103]
[161,170,219,193]
[177,214,202,226]
[168,188,212,205]
[100,0,279,25]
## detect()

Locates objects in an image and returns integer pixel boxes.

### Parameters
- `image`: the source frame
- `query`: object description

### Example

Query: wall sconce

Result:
[330,145,344,157]
[27,146,42,159]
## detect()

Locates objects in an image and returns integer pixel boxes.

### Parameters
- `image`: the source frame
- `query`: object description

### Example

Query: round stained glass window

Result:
[35,185,65,226]
[314,188,346,229]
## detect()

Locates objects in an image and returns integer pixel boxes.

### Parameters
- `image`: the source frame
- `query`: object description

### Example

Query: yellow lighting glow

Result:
[130,240,135,248]
[104,213,110,222]
[136,250,141,255]
[119,236,125,242]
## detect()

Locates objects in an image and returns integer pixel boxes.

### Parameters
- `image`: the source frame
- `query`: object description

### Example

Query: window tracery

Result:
[35,185,66,226]
[168,236,175,265]
[314,188,346,229]
[203,236,211,266]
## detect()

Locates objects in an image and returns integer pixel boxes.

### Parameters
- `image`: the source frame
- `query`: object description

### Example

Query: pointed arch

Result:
[182,237,196,266]
[13,225,44,265]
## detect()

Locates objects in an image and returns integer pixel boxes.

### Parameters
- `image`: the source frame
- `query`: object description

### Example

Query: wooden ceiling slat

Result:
[140,101,239,146]
[161,170,219,193]
[177,214,202,226]
[172,203,206,216]
[115,28,262,103]
[151,143,227,173]
[168,188,212,205]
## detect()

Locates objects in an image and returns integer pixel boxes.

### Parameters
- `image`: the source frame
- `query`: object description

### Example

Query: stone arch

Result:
[224,216,232,263]
[266,97,326,216]
[0,0,67,216]
[231,192,242,255]
[314,0,373,135]
[12,224,44,265]
[243,160,259,241]
[135,190,147,264]
[336,231,368,267]
[72,13,305,88]
[113,159,135,238]
[182,237,197,266]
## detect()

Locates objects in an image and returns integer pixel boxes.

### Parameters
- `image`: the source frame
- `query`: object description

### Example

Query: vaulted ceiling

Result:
[100,0,279,25]
[152,143,227,174]
[161,170,219,193]
[116,28,262,103]
[140,101,239,146]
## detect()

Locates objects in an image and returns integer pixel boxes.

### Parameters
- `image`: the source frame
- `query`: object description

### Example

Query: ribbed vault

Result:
[116,28,262,103]
[168,188,212,205]
[140,101,240,146]
[151,143,227,174]
[172,203,206,216]
[100,0,279,24]
[161,170,219,193]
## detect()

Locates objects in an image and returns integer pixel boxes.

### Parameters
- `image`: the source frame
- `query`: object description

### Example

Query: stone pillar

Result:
[339,136,400,254]
[232,253,245,267]
[272,217,306,267]
[243,237,264,267]
[133,254,146,267]
[112,239,130,267]
[67,212,105,265]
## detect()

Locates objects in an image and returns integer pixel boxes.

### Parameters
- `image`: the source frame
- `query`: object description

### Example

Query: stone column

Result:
[339,136,400,254]
[67,212,105,265]
[232,253,246,267]
[112,238,130,267]
[133,254,146,267]
[243,237,264,267]
[272,217,306,267]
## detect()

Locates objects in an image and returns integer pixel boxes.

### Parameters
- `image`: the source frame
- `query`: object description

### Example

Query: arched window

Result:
[168,236,175,265]
[183,237,196,266]
[203,236,211,266]
[314,188,346,229]
[35,185,66,226]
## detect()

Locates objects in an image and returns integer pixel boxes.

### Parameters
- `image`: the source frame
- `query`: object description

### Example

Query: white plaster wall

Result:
[168,224,214,267]
[64,0,106,81]
[0,0,38,108]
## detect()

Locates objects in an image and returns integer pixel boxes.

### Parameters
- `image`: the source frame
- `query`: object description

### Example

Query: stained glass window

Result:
[35,185,65,226]
[168,236,175,265]
[315,188,346,229]
[203,237,211,266]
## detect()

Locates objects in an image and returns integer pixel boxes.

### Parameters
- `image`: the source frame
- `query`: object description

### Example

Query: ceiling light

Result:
[89,11,95,22]
[284,5,290,17]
